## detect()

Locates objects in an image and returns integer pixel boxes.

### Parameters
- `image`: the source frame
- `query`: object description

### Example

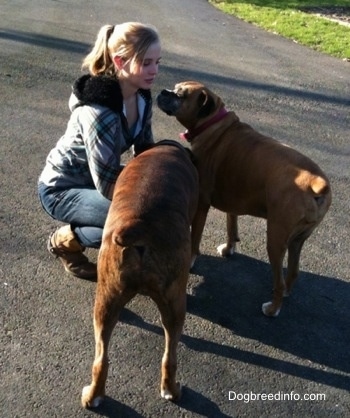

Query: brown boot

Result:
[47,225,97,280]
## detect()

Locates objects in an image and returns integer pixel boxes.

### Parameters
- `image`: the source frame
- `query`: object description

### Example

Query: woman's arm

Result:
[79,105,123,199]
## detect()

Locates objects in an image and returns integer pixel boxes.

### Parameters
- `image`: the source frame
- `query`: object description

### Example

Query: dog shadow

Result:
[89,253,349,416]
[188,253,350,379]
[85,310,231,417]
[90,310,234,418]
[120,253,350,392]
[88,388,231,418]
[86,396,144,418]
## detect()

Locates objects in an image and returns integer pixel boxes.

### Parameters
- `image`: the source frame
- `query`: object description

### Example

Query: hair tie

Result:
[107,25,115,40]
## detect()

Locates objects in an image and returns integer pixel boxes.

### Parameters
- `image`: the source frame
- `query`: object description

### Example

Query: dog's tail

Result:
[113,223,147,247]
[296,170,330,201]
[303,175,332,223]
[310,175,331,206]
[108,225,147,292]
[294,170,331,222]
[112,221,148,264]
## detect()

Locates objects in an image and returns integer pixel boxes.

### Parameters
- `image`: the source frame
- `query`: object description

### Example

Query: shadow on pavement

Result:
[160,61,350,107]
[86,396,144,418]
[189,254,350,373]
[118,252,350,394]
[87,386,231,418]
[0,29,90,54]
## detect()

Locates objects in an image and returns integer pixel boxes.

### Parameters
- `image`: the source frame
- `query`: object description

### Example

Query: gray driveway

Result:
[1,0,349,416]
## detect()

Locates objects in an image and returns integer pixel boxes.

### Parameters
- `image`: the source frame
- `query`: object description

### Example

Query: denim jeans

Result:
[38,182,111,248]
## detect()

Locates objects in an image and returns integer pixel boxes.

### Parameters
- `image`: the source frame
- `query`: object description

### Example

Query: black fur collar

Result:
[72,74,152,114]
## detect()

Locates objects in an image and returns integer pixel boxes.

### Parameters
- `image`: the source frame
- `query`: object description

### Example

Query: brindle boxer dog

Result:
[81,140,198,407]
[157,81,331,317]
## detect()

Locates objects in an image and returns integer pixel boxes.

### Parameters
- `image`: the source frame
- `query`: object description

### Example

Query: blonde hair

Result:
[82,22,160,76]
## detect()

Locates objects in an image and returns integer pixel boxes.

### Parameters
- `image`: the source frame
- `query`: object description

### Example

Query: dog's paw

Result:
[81,385,104,408]
[262,301,281,317]
[217,243,235,257]
[161,382,182,402]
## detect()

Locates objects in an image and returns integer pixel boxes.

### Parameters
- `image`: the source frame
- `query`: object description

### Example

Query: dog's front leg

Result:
[190,202,210,267]
[217,213,240,257]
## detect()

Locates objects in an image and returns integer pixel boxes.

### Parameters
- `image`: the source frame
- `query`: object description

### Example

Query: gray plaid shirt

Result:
[39,88,154,199]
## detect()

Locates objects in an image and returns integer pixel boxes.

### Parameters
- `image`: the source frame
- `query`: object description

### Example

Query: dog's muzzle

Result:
[156,90,181,116]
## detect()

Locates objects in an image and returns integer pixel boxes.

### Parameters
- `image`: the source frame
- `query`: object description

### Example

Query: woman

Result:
[38,22,161,280]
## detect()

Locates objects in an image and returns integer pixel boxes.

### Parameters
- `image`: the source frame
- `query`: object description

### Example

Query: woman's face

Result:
[118,41,161,90]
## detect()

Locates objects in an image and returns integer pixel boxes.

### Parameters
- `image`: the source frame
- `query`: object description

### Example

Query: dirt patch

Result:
[299,6,350,26]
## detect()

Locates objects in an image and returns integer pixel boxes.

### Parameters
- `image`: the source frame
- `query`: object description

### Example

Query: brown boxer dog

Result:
[81,140,198,407]
[157,81,331,317]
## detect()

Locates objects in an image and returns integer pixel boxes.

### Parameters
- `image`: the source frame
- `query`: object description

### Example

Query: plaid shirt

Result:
[39,88,154,199]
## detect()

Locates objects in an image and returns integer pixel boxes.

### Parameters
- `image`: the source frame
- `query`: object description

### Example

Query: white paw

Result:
[262,301,280,317]
[217,243,234,257]
[81,385,103,408]
[161,389,174,400]
[161,383,181,401]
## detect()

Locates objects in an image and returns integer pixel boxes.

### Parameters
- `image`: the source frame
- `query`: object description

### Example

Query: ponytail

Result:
[82,25,116,76]
[82,22,160,77]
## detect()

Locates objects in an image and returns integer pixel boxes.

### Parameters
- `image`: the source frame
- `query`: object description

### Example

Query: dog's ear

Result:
[197,90,216,119]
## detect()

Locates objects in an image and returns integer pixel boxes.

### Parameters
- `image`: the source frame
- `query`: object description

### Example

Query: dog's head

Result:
[157,81,223,131]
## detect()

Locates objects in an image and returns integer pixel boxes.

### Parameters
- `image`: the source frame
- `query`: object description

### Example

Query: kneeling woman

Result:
[38,22,161,280]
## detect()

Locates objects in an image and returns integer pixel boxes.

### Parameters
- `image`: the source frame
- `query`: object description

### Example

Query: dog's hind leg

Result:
[154,285,186,401]
[262,221,289,317]
[285,229,313,296]
[81,282,135,408]
[217,213,240,257]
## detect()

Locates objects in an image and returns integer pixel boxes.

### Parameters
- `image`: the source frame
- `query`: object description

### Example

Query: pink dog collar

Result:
[179,108,228,141]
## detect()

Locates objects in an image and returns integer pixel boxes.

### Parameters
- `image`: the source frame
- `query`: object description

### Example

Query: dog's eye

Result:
[175,89,186,98]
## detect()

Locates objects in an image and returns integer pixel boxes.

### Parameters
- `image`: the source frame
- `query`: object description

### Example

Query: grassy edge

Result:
[209,1,350,60]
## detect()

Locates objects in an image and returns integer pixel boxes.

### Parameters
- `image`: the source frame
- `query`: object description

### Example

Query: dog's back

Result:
[193,114,331,224]
[99,141,199,293]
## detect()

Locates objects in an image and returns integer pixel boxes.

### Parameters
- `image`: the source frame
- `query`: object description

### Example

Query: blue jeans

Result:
[38,182,111,248]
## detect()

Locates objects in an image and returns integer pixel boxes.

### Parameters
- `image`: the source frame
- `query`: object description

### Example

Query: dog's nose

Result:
[160,89,172,96]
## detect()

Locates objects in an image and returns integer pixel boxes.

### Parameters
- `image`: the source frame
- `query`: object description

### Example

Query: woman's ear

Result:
[113,56,124,71]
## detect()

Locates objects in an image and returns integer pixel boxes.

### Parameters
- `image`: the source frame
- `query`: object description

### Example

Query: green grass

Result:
[209,1,350,60]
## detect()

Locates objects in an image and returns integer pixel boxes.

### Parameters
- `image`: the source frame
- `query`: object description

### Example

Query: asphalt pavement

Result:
[1,0,349,417]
